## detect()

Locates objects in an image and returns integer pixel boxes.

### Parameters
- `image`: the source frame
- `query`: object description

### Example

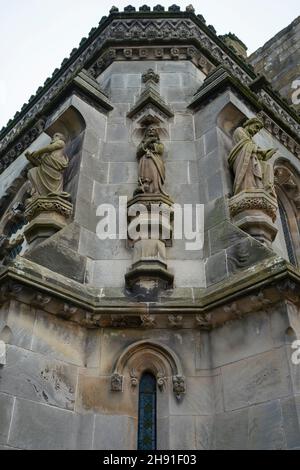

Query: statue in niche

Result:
[25,133,69,199]
[228,118,277,198]
[135,126,168,196]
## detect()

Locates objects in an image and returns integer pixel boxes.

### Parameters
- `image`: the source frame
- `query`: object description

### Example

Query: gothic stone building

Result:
[0,5,300,451]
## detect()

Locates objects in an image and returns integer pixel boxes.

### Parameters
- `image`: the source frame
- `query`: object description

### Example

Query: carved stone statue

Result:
[25,133,69,199]
[228,118,277,198]
[135,126,168,196]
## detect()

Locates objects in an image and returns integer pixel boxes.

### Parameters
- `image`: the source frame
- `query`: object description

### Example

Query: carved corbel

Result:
[130,369,138,388]
[168,315,183,328]
[196,313,212,330]
[111,373,124,392]
[33,293,52,308]
[140,314,156,328]
[60,303,78,320]
[173,375,186,401]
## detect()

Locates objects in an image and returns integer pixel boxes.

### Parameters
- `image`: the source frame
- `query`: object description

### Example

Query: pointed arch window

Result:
[138,373,157,451]
[278,199,297,266]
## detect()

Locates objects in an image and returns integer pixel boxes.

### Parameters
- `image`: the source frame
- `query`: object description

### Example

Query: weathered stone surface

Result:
[209,221,247,256]
[205,251,228,286]
[157,417,170,450]
[214,408,249,450]
[248,400,286,450]
[204,197,230,230]
[168,260,205,288]
[8,398,94,450]
[195,416,214,450]
[249,16,300,111]
[31,311,86,367]
[0,346,77,411]
[25,228,87,283]
[281,396,300,449]
[5,300,36,350]
[222,349,292,411]
[227,237,273,274]
[170,114,194,142]
[93,415,136,450]
[79,227,131,261]
[170,375,222,416]
[169,416,196,450]
[81,154,109,183]
[210,311,275,368]
[0,393,14,445]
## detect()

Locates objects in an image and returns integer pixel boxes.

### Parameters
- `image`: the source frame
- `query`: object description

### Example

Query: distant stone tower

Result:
[249,16,300,114]
[0,5,300,450]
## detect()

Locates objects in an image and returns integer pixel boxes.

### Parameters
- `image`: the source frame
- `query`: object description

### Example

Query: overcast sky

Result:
[0,0,299,130]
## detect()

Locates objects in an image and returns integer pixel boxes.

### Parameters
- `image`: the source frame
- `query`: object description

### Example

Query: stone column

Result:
[126,194,174,298]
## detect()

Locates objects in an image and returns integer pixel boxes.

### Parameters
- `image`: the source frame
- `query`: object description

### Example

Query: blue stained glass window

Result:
[279,200,297,267]
[138,373,157,450]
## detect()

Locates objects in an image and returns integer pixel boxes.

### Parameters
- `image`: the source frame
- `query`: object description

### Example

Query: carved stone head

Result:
[144,126,159,141]
[53,132,67,143]
[243,117,264,137]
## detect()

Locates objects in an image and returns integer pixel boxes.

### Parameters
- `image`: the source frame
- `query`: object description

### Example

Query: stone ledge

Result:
[0,255,300,330]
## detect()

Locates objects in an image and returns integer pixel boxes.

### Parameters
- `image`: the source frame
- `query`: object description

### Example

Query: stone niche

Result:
[23,105,86,249]
[227,116,279,247]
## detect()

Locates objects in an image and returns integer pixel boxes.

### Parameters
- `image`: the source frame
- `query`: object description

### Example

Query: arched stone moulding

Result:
[274,159,300,266]
[0,325,12,366]
[111,340,186,401]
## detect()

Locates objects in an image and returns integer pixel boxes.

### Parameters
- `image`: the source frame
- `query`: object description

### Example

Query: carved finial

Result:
[186,4,195,13]
[139,5,151,12]
[153,4,165,11]
[168,5,180,12]
[142,68,160,84]
[124,5,136,12]
[109,6,119,14]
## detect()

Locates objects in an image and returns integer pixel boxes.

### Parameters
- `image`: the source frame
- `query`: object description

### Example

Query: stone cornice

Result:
[0,255,299,330]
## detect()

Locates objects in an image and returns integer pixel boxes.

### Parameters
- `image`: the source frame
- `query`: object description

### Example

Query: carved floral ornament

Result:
[110,340,186,401]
